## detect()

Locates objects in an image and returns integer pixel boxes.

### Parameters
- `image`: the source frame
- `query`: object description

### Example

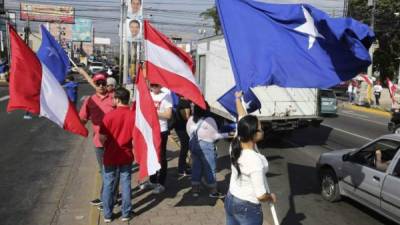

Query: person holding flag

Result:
[79,73,115,207]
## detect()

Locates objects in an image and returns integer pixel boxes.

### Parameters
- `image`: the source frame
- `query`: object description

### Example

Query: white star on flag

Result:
[244,100,252,110]
[294,6,325,49]
[46,47,59,58]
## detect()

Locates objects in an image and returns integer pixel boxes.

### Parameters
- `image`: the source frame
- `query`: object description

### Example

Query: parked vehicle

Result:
[317,134,400,224]
[195,35,323,132]
[88,62,104,74]
[319,89,337,116]
[388,110,400,134]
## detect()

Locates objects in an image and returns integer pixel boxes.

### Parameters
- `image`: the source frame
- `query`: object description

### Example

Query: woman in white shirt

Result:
[187,103,230,198]
[224,92,276,225]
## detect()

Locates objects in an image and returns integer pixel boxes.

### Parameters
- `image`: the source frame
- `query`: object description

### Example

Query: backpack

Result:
[189,119,204,152]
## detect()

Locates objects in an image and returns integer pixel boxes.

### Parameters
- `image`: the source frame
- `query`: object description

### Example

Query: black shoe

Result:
[178,170,192,177]
[209,192,224,199]
[90,198,102,206]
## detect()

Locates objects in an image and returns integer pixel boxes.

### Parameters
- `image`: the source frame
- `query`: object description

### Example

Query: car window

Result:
[321,90,335,98]
[352,139,400,171]
[393,160,400,178]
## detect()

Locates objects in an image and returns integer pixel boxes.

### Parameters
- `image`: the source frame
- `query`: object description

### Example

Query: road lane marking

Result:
[340,110,369,118]
[322,123,373,141]
[0,95,9,102]
[338,112,387,126]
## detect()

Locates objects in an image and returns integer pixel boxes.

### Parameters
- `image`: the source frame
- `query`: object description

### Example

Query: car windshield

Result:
[91,63,103,67]
[321,90,335,98]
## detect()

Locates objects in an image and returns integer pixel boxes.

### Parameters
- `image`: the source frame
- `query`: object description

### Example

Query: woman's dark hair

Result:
[231,115,259,177]
[192,102,210,123]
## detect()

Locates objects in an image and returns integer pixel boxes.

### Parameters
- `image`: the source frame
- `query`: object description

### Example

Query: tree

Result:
[200,6,221,35]
[349,0,400,81]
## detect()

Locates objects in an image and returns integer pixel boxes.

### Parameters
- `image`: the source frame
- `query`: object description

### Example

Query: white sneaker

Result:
[152,184,165,194]
[139,181,156,190]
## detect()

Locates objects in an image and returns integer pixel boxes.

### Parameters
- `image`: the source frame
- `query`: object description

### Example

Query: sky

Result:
[5,0,345,46]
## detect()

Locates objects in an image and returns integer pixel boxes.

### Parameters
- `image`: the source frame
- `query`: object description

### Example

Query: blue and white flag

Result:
[216,0,375,90]
[218,85,261,118]
[37,25,70,84]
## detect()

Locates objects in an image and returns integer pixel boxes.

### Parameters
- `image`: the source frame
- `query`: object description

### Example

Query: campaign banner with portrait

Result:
[127,0,142,19]
[73,18,92,42]
[126,19,142,42]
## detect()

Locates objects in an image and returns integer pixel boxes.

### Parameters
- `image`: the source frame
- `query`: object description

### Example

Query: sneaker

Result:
[97,205,103,211]
[178,170,192,177]
[121,215,131,222]
[139,181,156,190]
[23,115,32,120]
[90,198,102,206]
[152,184,165,194]
[104,218,112,223]
[209,192,224,198]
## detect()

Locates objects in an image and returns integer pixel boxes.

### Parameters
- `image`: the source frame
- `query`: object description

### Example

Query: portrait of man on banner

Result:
[126,19,142,42]
[127,0,142,19]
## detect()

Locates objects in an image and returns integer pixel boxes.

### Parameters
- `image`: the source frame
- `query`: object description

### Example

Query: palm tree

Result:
[200,6,221,35]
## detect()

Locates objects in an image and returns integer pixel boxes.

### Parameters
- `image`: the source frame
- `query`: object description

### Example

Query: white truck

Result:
[195,36,323,132]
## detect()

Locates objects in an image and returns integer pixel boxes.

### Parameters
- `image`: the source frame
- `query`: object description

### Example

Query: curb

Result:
[88,173,101,225]
[341,103,391,118]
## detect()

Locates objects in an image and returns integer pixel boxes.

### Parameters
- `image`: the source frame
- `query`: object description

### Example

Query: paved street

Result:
[0,84,398,225]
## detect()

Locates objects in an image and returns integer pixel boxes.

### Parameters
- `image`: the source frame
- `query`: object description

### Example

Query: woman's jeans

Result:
[225,192,263,225]
[102,164,132,219]
[190,140,217,187]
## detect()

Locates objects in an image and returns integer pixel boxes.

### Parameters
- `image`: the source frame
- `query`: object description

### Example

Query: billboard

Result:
[20,3,75,24]
[72,18,92,42]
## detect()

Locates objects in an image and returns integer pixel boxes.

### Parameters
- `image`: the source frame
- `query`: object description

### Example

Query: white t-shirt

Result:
[151,91,173,132]
[229,149,269,204]
[374,84,383,93]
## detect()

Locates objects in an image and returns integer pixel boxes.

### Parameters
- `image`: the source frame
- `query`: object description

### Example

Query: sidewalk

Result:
[54,132,273,225]
[339,101,391,118]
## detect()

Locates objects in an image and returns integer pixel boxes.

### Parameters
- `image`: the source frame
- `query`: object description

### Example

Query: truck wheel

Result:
[394,125,400,134]
[320,169,341,202]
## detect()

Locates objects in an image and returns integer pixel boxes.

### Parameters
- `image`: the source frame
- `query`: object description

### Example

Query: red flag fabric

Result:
[387,78,397,102]
[143,20,206,109]
[132,68,161,180]
[361,74,373,86]
[7,25,88,137]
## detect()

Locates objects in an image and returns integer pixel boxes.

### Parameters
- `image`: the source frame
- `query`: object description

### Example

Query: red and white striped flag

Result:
[144,20,206,109]
[132,68,161,180]
[387,78,397,102]
[7,25,88,137]
[361,74,373,86]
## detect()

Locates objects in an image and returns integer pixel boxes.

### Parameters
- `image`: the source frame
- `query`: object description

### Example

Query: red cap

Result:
[93,73,106,82]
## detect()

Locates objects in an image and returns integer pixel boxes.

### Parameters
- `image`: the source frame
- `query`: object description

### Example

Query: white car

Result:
[88,62,104,74]
[317,134,400,223]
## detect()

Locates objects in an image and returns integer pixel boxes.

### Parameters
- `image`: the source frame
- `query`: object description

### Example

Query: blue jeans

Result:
[102,164,132,219]
[95,147,104,200]
[225,192,263,225]
[190,140,217,187]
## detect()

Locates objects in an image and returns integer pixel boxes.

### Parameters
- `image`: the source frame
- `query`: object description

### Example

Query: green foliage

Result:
[200,5,221,35]
[349,0,400,81]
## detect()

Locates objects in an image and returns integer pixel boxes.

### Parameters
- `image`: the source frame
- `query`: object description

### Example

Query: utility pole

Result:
[119,0,125,85]
[343,0,349,17]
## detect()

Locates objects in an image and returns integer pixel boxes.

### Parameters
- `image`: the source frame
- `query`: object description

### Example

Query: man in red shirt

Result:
[79,73,115,207]
[99,87,135,223]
